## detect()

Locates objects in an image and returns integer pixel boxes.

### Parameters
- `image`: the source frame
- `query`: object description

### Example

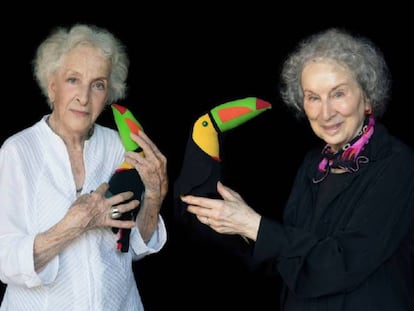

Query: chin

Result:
[322,137,343,151]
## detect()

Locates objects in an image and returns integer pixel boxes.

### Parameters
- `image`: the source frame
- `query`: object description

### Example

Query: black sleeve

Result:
[254,149,414,298]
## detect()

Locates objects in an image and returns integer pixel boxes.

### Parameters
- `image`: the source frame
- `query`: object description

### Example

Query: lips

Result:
[320,122,343,138]
[323,121,341,130]
[72,109,89,116]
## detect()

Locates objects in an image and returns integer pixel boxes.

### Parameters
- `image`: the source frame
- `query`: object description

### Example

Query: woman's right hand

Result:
[34,183,139,271]
[67,182,139,231]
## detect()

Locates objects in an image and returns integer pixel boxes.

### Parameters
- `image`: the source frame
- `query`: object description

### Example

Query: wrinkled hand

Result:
[125,131,168,204]
[68,183,139,231]
[181,181,261,241]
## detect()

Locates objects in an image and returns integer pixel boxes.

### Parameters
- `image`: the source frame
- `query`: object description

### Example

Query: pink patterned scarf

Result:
[313,115,375,183]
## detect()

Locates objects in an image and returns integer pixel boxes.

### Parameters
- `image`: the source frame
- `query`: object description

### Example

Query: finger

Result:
[117,198,139,212]
[194,214,209,224]
[107,191,136,207]
[108,199,139,222]
[110,206,122,219]
[131,131,153,147]
[217,181,242,201]
[130,132,152,152]
[109,219,136,229]
[94,182,110,195]
[131,131,164,159]
[185,202,218,223]
[124,156,139,171]
[127,133,166,171]
[181,195,216,210]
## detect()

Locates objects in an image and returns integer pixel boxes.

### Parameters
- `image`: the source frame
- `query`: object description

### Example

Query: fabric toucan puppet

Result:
[106,103,145,252]
[173,97,272,249]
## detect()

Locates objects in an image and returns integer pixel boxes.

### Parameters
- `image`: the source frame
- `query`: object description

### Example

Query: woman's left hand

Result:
[125,131,168,206]
[181,181,261,241]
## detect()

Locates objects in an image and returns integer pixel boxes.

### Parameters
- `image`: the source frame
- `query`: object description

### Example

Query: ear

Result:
[47,78,56,104]
[363,95,372,115]
[364,103,372,115]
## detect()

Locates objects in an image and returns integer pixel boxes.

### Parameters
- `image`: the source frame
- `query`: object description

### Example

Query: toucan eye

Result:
[202,121,209,127]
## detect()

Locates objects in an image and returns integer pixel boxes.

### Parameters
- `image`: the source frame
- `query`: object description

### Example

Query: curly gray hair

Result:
[280,28,391,119]
[33,23,129,108]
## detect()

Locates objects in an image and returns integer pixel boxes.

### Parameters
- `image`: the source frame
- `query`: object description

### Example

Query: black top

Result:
[254,123,414,311]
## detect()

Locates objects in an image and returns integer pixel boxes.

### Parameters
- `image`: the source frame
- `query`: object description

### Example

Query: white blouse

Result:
[0,116,167,310]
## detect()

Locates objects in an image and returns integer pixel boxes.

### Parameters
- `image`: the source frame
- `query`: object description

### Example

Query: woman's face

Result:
[47,45,110,138]
[301,60,371,152]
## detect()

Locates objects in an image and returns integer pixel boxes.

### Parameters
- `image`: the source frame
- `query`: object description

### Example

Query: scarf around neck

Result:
[313,115,375,183]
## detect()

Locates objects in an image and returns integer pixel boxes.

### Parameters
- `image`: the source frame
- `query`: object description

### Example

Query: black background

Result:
[1,8,413,310]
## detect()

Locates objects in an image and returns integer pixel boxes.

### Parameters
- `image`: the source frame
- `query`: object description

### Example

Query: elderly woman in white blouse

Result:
[0,24,168,311]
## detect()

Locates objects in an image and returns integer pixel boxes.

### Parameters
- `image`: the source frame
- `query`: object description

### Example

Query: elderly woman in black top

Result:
[181,28,414,310]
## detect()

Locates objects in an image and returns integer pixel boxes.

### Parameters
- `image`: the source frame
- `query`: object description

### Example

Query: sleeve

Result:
[253,150,414,298]
[130,215,167,260]
[0,141,57,288]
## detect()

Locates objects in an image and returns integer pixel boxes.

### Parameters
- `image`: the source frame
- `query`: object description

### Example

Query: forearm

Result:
[242,213,261,241]
[34,218,84,272]
[136,191,163,242]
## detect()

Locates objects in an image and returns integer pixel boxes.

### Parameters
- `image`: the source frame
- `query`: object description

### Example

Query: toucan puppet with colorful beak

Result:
[106,103,145,253]
[173,97,272,251]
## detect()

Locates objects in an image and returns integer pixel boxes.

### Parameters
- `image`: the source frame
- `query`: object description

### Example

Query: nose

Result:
[76,85,90,105]
[320,98,335,121]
